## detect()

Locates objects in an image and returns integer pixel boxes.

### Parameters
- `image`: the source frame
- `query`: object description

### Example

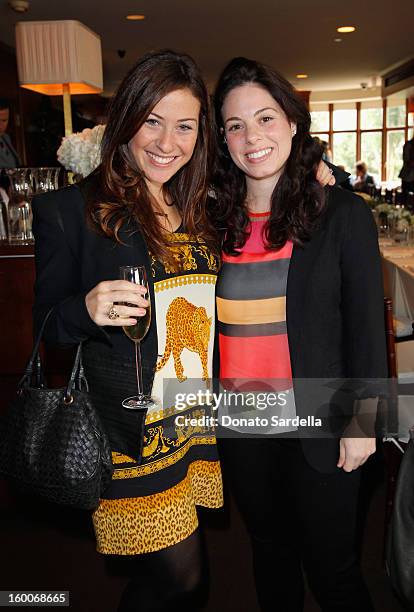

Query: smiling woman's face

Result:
[129,88,200,191]
[222,83,296,185]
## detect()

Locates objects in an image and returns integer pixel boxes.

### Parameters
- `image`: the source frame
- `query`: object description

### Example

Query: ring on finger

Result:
[108,305,120,320]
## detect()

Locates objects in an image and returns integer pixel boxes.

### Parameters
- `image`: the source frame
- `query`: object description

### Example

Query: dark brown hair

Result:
[212,57,326,254]
[88,49,218,260]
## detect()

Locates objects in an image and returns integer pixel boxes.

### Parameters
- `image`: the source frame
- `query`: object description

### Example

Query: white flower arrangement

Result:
[57,125,105,177]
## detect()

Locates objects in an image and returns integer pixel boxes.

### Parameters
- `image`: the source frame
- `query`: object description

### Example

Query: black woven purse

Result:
[0,309,113,510]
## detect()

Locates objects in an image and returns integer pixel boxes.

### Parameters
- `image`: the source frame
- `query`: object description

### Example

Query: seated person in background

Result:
[0,98,20,169]
[321,139,332,163]
[350,161,375,194]
[313,137,332,163]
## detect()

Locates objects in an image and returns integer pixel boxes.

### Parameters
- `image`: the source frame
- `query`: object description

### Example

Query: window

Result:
[333,107,357,131]
[310,110,329,132]
[361,107,383,129]
[333,133,356,170]
[387,104,405,128]
[386,131,405,181]
[361,132,382,179]
[310,98,410,181]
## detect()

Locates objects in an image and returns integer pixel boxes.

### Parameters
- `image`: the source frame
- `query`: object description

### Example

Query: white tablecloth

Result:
[379,241,414,439]
[380,242,414,322]
[380,242,414,371]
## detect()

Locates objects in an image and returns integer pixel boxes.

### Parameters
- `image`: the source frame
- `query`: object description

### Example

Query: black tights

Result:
[113,529,207,612]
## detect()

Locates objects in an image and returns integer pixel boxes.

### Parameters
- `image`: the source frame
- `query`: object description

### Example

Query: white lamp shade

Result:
[16,20,103,95]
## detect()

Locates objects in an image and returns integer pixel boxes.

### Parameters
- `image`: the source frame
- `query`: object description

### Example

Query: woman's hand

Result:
[85,280,149,326]
[337,437,376,472]
[316,161,336,187]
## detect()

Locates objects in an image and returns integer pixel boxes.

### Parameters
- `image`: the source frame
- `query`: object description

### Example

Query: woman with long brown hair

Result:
[32,49,222,612]
[213,57,387,611]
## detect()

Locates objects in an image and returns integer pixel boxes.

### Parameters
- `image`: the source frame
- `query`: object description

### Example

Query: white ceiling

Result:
[0,0,413,96]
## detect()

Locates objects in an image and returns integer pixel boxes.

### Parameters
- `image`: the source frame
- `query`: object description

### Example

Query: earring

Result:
[223,136,227,144]
[292,128,297,136]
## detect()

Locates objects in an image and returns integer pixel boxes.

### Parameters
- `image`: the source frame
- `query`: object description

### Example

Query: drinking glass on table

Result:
[119,265,154,410]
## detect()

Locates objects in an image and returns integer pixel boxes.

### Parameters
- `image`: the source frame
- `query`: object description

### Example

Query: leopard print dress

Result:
[92,232,223,555]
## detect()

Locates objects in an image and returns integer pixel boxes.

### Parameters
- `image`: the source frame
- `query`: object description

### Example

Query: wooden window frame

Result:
[311,98,409,181]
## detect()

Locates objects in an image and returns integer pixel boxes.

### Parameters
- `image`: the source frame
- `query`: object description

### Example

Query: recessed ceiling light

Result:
[126,14,145,20]
[334,38,342,43]
[296,74,308,79]
[337,26,356,33]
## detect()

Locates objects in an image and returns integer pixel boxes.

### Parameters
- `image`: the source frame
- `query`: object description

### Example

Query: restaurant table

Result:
[379,240,414,323]
[379,240,414,441]
[379,240,414,372]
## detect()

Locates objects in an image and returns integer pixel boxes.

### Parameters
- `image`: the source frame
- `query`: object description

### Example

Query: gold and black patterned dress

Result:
[92,232,223,555]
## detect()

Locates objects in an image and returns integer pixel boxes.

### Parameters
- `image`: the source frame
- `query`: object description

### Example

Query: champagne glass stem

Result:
[135,341,144,398]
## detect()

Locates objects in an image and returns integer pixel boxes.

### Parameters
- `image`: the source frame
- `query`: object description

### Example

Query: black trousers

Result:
[218,437,374,612]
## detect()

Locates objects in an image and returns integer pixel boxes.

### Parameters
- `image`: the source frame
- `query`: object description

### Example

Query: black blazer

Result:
[287,186,386,380]
[285,186,387,470]
[33,178,387,471]
[32,174,159,369]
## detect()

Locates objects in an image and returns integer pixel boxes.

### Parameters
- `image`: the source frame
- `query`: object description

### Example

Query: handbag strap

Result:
[64,344,89,402]
[18,307,88,397]
[18,307,55,389]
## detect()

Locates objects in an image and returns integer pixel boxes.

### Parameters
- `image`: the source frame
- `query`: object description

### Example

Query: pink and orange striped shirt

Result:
[217,211,294,392]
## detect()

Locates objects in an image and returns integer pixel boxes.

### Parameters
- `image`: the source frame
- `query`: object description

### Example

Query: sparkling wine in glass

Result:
[120,265,154,410]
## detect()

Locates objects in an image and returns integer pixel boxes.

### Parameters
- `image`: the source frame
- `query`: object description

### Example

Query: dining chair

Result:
[382,297,409,549]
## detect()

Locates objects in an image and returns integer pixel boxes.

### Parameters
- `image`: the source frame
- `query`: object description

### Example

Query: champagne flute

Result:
[119,265,154,410]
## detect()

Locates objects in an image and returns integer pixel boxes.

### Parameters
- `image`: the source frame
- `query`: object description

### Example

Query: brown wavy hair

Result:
[87,49,218,260]
[212,57,326,254]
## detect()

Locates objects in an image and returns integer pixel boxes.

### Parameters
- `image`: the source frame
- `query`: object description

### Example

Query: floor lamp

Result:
[15,20,103,136]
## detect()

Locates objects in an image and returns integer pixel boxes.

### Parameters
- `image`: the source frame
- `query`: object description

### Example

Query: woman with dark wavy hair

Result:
[213,57,387,611]
[33,49,221,612]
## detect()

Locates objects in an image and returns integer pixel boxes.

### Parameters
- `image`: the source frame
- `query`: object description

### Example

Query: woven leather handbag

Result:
[0,309,113,510]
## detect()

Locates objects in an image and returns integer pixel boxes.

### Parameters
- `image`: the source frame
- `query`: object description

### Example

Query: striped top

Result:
[216,211,297,433]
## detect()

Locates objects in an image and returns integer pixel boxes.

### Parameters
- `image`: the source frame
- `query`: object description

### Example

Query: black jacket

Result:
[285,186,387,469]
[32,175,158,368]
